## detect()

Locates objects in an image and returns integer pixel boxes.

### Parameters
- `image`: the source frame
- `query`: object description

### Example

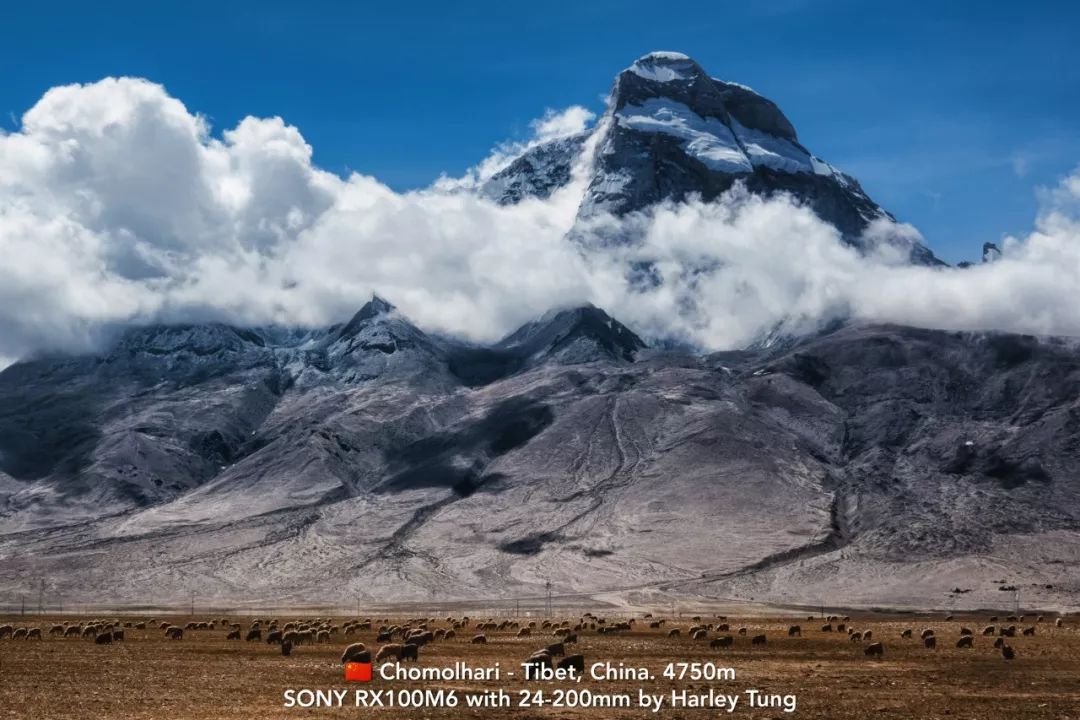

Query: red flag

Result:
[344,661,372,682]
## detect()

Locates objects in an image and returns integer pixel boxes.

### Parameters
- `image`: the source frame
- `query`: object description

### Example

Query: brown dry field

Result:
[1,611,1078,720]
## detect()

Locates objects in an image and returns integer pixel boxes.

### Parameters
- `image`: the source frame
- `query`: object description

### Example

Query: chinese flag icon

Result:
[344,662,372,682]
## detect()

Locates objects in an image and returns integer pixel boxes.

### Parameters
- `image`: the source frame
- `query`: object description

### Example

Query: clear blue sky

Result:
[1,0,1077,263]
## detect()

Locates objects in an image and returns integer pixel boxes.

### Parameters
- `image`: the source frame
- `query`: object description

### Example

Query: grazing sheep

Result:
[558,654,585,673]
[836,623,846,632]
[738,628,748,636]
[751,634,767,646]
[375,644,404,662]
[1056,618,1064,628]
[401,643,419,661]
[82,626,96,639]
[993,637,1004,648]
[95,632,112,645]
[1001,644,1015,660]
[982,626,996,635]
[920,629,935,640]
[376,631,392,642]
[945,615,954,621]
[545,642,565,657]
[716,623,730,632]
[444,630,456,640]
[1037,616,1044,623]
[342,644,371,664]
[667,629,680,638]
[1001,626,1016,637]
[166,627,183,640]
[281,640,293,657]
[710,636,734,648]
[924,636,936,649]
[525,652,553,672]
[1022,626,1036,636]
[956,636,973,648]
[851,632,864,642]
[471,634,487,644]
[27,628,43,640]
[820,624,833,632]
[246,628,261,641]
[64,626,81,638]
[227,630,241,640]
[12,628,27,640]
[50,625,65,636]
[788,625,801,637]
[317,630,330,643]
[900,629,913,639]
[135,622,146,630]
[0,625,12,639]
[989,616,998,622]
[864,642,884,657]
[112,630,124,641]
[863,630,872,641]
[266,630,283,645]
[516,627,531,637]
[959,627,972,636]
[691,629,708,640]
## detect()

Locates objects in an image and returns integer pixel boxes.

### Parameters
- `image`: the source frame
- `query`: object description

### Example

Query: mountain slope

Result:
[1,304,1077,610]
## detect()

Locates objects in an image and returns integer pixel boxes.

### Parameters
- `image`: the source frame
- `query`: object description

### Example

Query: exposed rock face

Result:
[0,303,1077,610]
[481,133,587,204]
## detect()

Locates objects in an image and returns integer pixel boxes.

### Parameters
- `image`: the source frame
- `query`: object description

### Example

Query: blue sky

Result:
[1,0,1077,263]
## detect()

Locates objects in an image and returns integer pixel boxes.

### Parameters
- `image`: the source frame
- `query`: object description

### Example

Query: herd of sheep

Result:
[0,610,1070,668]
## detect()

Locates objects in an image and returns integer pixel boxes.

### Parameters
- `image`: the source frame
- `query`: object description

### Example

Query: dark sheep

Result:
[738,628,748,636]
[444,630,456,640]
[12,628,27,640]
[545,642,565,657]
[401,643,419,661]
[0,625,12,639]
[112,630,124,641]
[64,626,81,637]
[246,628,261,641]
[471,634,487,644]
[836,623,846,632]
[1001,644,1015,660]
[558,654,585,673]
[691,629,708,640]
[1022,626,1036,636]
[751,634,766,645]
[266,630,283,645]
[667,629,680,638]
[864,642,884,656]
[959,627,972,636]
[281,640,293,656]
[50,625,65,636]
[956,636,973,648]
[901,629,913,639]
[788,625,801,637]
[95,632,112,645]
[341,643,369,663]
[993,637,1004,648]
[1056,618,1064,628]
[820,624,833,632]
[710,636,734,648]
[920,629,935,640]
[517,627,531,637]
[982,626,996,635]
[227,630,241,640]
[863,630,873,641]
[376,631,392,642]
[924,636,936,649]
[166,627,183,640]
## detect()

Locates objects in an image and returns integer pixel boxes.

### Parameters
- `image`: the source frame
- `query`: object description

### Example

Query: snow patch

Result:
[615,99,752,174]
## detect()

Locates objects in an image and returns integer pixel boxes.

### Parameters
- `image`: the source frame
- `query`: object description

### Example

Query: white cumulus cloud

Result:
[1,77,1080,369]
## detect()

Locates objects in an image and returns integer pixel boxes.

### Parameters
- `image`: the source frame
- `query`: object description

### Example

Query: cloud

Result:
[2,77,1080,369]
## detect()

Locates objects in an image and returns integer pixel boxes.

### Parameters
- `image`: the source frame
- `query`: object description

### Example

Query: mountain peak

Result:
[627,52,704,83]
[498,304,645,364]
[338,295,396,337]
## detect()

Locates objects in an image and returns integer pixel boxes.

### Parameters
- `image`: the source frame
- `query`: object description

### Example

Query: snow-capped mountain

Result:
[1,299,1078,611]
[484,51,940,265]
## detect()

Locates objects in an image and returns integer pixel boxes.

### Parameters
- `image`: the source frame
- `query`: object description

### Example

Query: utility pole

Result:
[20,595,25,616]
[544,581,552,618]
[190,592,195,617]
